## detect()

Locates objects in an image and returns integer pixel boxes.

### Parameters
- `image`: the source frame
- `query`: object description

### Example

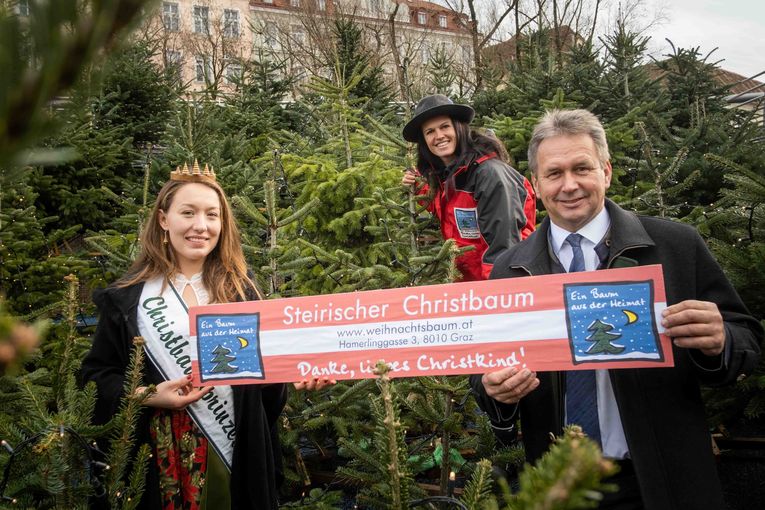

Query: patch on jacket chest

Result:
[454,208,480,239]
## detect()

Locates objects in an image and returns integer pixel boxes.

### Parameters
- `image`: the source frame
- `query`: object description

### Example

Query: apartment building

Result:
[153,0,254,91]
[153,0,474,97]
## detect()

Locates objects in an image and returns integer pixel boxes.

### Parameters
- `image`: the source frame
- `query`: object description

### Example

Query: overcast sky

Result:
[458,0,765,81]
[641,0,765,79]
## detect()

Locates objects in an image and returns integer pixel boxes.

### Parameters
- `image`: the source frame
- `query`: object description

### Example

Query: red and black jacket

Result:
[418,153,536,281]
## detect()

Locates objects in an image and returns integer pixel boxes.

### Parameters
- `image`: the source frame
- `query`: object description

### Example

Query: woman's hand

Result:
[401,169,417,186]
[137,375,213,410]
[293,378,336,391]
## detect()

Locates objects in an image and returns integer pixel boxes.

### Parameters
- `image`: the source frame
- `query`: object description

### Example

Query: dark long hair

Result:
[415,118,510,197]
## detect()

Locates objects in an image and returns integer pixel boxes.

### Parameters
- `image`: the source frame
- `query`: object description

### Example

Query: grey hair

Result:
[527,109,610,174]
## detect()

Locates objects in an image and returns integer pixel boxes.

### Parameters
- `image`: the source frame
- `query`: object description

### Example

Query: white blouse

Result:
[173,272,210,306]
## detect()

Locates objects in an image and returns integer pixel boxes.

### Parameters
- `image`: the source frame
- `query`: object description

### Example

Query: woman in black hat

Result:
[401,94,537,281]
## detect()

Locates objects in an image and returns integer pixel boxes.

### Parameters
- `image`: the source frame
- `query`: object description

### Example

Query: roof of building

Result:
[711,68,764,95]
[397,0,471,32]
[482,25,584,63]
[645,62,764,95]
[249,0,469,33]
[403,0,457,14]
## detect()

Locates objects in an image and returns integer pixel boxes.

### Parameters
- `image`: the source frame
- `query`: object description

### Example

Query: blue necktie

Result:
[565,233,601,444]
[567,233,586,272]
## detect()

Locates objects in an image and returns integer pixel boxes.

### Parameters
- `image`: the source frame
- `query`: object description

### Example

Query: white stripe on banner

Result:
[260,304,666,356]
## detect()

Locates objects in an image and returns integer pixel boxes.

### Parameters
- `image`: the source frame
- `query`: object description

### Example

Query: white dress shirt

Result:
[549,208,630,460]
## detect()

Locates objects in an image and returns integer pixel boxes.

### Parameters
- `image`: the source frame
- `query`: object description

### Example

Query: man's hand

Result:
[481,366,539,404]
[662,300,725,356]
[401,169,417,186]
[293,378,336,391]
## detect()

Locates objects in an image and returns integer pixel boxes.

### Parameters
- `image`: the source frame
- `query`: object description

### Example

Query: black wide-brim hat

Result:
[402,94,475,142]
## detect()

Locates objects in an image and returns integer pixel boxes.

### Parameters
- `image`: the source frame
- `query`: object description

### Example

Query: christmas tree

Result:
[585,320,625,355]
[0,276,149,508]
[209,345,238,374]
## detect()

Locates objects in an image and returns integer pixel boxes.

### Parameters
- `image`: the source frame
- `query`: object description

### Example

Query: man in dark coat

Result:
[470,109,762,510]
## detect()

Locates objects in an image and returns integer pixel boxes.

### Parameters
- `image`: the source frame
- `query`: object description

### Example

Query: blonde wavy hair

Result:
[118,179,261,303]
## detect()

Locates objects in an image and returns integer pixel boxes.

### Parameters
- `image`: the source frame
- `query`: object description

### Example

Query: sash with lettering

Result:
[137,277,236,471]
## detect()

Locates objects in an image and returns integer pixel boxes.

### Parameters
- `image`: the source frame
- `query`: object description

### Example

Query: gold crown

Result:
[170,160,216,184]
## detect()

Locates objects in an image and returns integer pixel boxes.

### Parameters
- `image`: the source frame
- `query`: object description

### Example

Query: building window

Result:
[368,0,381,13]
[162,2,179,31]
[291,25,305,45]
[193,5,209,35]
[263,25,278,48]
[223,9,240,38]
[263,0,273,3]
[421,45,430,64]
[318,0,326,11]
[461,45,471,63]
[16,0,30,16]
[417,12,427,25]
[438,14,447,28]
[166,50,182,64]
[195,56,211,82]
[291,0,300,7]
[165,50,183,81]
[225,61,243,84]
[162,4,179,31]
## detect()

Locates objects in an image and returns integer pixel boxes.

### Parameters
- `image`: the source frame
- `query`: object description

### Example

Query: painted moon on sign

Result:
[622,310,638,324]
[238,336,249,349]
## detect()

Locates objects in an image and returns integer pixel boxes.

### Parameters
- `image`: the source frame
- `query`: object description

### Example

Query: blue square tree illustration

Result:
[196,313,265,381]
[563,280,663,364]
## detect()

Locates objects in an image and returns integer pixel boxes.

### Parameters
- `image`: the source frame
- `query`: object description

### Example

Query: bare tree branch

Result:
[479,1,517,48]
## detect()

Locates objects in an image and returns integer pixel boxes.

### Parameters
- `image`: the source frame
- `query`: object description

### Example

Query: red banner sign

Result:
[189,265,673,385]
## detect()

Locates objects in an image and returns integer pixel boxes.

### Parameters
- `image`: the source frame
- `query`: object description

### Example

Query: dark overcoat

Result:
[81,282,287,510]
[471,199,762,510]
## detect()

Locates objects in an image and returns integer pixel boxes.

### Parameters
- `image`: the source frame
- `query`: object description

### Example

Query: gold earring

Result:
[163,230,169,244]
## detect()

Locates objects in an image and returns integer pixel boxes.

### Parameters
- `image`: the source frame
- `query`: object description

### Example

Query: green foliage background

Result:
[1,2,764,508]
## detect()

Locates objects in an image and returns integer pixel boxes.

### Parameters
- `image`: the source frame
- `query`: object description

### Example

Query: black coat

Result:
[81,282,287,510]
[470,200,762,510]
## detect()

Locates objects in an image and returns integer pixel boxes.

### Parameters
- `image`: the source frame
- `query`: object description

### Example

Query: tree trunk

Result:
[387,4,408,103]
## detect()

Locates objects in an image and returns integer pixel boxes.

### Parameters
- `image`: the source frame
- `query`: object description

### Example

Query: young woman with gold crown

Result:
[82,162,322,509]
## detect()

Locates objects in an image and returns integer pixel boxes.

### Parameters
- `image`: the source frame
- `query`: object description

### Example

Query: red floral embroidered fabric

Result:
[150,409,208,510]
